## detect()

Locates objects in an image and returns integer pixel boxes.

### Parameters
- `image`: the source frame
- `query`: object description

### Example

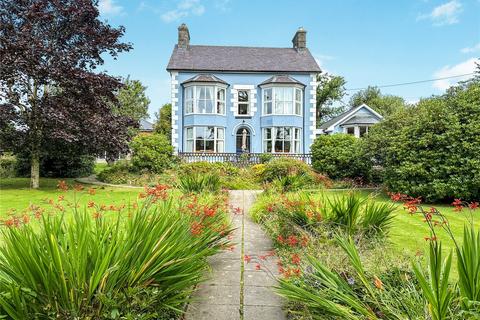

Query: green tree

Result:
[316,73,347,125]
[349,86,406,116]
[115,79,150,123]
[365,79,480,202]
[154,103,172,141]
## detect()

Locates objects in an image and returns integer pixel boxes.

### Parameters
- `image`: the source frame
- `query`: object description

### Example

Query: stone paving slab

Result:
[185,190,286,320]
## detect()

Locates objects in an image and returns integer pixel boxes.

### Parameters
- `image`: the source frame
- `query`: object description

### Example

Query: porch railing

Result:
[177,152,312,166]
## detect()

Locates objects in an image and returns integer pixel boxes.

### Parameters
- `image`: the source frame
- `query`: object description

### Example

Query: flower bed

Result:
[0,181,232,319]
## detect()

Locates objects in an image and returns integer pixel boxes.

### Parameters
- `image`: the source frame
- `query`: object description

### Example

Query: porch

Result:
[177,152,312,166]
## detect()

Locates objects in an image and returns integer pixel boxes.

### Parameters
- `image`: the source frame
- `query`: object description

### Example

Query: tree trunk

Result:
[30,149,40,189]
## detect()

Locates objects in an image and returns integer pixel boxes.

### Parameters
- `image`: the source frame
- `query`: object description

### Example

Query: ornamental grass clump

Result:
[0,182,232,319]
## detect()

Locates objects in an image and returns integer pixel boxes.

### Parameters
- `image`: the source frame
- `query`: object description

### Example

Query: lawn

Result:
[0,178,141,217]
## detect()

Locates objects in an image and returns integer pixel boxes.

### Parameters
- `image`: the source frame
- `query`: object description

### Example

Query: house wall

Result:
[171,72,318,154]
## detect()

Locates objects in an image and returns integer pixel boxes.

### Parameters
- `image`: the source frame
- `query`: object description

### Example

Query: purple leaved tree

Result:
[0,0,134,188]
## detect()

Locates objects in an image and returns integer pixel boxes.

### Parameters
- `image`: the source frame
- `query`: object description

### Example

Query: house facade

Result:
[167,24,321,154]
[316,104,383,138]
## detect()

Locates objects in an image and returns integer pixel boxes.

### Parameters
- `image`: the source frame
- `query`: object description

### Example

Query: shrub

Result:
[260,157,313,182]
[178,173,221,193]
[271,174,308,193]
[360,201,396,236]
[16,149,94,178]
[0,187,231,318]
[311,134,372,181]
[326,192,365,235]
[364,80,480,202]
[177,161,239,177]
[259,153,273,163]
[130,133,174,173]
[0,153,16,178]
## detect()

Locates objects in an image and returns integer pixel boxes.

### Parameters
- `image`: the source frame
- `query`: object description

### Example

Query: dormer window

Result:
[237,90,250,115]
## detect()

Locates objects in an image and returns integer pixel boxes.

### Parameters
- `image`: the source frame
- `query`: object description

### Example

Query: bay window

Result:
[185,126,225,152]
[184,85,226,115]
[263,87,303,115]
[263,127,301,153]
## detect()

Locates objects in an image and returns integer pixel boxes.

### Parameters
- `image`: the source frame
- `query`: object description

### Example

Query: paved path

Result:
[185,190,286,320]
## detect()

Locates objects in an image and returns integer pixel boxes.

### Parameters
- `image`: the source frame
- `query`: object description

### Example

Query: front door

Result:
[236,128,251,153]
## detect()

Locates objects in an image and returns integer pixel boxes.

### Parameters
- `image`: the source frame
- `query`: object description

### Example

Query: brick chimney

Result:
[292,27,306,51]
[178,23,190,48]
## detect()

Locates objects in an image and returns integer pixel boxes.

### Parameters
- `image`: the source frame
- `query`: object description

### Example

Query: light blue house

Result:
[167,24,321,155]
[316,104,383,138]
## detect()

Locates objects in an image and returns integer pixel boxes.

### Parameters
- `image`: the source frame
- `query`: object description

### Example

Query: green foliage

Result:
[316,73,347,124]
[412,241,453,320]
[0,153,16,178]
[326,193,364,235]
[97,161,168,186]
[311,134,372,181]
[154,103,172,141]
[456,226,480,310]
[259,153,273,163]
[0,192,230,318]
[177,161,239,177]
[349,86,407,116]
[365,81,480,202]
[15,146,94,178]
[130,134,174,173]
[276,236,424,320]
[260,157,313,182]
[115,78,150,124]
[178,173,221,194]
[271,174,308,193]
[361,201,397,236]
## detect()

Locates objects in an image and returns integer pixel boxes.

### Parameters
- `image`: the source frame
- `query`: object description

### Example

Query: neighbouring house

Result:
[166,24,321,155]
[316,104,383,138]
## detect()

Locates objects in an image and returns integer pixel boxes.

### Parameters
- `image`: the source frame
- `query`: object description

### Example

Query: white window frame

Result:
[184,83,227,115]
[185,126,225,153]
[343,125,370,138]
[236,89,251,116]
[262,85,303,116]
[262,127,301,153]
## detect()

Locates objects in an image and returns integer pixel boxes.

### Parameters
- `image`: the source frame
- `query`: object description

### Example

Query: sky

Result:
[98,0,480,119]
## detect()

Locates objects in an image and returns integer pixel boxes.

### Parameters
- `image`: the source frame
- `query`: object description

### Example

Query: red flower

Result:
[277,235,285,244]
[287,235,298,247]
[74,184,84,191]
[452,199,462,207]
[58,195,65,202]
[88,187,96,195]
[291,253,301,265]
[255,263,261,270]
[469,202,479,210]
[244,255,252,263]
[92,212,102,219]
[22,214,30,224]
[57,180,68,191]
[190,222,203,236]
[203,206,216,217]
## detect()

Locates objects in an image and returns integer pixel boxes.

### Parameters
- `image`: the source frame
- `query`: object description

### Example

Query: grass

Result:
[0,178,140,217]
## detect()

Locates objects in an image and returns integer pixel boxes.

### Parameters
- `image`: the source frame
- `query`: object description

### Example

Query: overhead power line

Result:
[345,73,475,91]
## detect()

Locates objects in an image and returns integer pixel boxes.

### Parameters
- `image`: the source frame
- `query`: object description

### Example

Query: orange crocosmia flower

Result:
[373,276,383,290]
[74,184,84,191]
[203,206,216,217]
[469,202,479,210]
[92,212,102,219]
[58,195,65,202]
[287,235,298,247]
[22,215,30,224]
[190,222,203,236]
[57,180,68,191]
[291,253,301,265]
[452,199,462,207]
[244,255,252,263]
[87,201,95,208]
[255,264,261,270]
[277,235,285,244]
[88,187,96,195]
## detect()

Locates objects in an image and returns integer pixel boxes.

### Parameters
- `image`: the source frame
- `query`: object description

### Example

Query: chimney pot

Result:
[292,27,307,51]
[178,23,190,48]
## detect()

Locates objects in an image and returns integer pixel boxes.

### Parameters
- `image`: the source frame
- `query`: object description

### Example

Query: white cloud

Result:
[161,0,205,23]
[417,0,462,26]
[461,42,480,53]
[432,57,478,90]
[98,0,124,16]
[214,0,231,12]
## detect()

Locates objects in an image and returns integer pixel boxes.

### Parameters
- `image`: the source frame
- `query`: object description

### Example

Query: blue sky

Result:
[99,0,480,119]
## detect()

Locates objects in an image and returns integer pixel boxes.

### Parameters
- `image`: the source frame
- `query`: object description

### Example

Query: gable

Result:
[319,104,383,132]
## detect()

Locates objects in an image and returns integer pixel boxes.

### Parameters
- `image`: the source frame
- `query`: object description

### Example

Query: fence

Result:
[177,152,312,166]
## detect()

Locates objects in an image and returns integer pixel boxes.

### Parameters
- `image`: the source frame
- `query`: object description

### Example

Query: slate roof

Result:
[181,74,229,85]
[167,45,321,73]
[139,119,154,131]
[318,104,383,131]
[259,75,305,86]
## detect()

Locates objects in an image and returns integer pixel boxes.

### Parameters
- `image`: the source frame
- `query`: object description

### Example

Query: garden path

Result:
[185,190,286,320]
